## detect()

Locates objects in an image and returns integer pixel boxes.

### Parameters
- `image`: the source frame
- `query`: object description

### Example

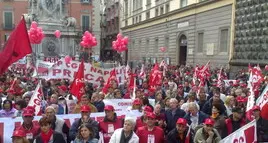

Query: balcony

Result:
[2,23,15,30]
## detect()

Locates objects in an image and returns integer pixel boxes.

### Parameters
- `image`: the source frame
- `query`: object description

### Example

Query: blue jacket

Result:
[93,101,105,112]
[165,108,186,133]
[201,98,226,116]
[69,118,99,141]
[183,111,209,125]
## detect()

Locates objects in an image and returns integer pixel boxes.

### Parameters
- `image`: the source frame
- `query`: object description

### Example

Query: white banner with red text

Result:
[256,85,268,109]
[0,111,142,143]
[33,59,125,86]
[220,120,257,143]
[103,99,155,112]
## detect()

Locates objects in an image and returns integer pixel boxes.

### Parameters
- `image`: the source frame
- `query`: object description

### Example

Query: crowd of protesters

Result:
[1,63,268,143]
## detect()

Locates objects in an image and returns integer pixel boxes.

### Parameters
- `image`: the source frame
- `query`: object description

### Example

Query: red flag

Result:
[70,60,85,101]
[0,17,32,75]
[102,68,117,94]
[185,126,191,143]
[216,67,224,88]
[149,63,162,92]
[139,64,146,79]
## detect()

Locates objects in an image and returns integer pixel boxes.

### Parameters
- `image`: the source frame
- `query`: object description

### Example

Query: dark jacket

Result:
[201,98,226,116]
[69,118,99,141]
[34,131,66,143]
[257,117,268,142]
[225,116,246,135]
[167,127,194,143]
[93,100,105,112]
[183,111,209,125]
[165,108,186,133]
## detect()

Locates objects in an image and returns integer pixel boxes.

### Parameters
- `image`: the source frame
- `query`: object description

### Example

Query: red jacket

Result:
[15,122,40,142]
[136,126,164,143]
[99,115,123,143]
[225,118,246,135]
[136,116,146,130]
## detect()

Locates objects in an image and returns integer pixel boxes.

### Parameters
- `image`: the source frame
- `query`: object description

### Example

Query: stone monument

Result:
[24,0,78,58]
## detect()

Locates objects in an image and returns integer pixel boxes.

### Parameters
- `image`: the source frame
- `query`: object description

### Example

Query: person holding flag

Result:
[167,118,194,143]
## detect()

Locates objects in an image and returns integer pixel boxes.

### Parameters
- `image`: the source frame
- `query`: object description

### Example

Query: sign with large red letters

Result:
[220,120,257,143]
[0,111,142,143]
[34,59,125,86]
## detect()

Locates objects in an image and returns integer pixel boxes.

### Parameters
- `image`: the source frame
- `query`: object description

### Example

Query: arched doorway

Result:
[178,34,187,65]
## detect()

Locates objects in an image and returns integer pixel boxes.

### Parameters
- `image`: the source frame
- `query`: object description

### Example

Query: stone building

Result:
[120,0,235,67]
[0,0,100,60]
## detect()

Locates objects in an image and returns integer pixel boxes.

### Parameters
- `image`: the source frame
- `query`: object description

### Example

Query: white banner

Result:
[27,81,42,115]
[34,59,125,86]
[0,111,142,143]
[103,99,155,112]
[220,120,257,143]
[256,85,268,109]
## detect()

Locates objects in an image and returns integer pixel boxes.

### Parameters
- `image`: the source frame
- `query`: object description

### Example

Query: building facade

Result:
[120,0,235,67]
[0,0,100,59]
[100,0,121,62]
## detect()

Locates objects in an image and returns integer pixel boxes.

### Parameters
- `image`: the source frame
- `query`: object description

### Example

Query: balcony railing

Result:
[2,23,15,30]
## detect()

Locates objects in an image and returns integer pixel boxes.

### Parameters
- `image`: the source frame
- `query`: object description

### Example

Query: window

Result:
[125,20,128,26]
[180,0,187,7]
[220,29,229,52]
[132,40,135,49]
[136,17,138,23]
[155,8,159,17]
[155,38,159,51]
[4,11,13,30]
[139,15,142,22]
[124,0,128,16]
[82,15,90,32]
[165,4,170,13]
[160,6,164,15]
[133,0,136,10]
[146,0,151,5]
[139,40,142,52]
[132,17,135,24]
[81,0,90,3]
[165,36,169,48]
[146,11,150,19]
[197,32,204,52]
[146,39,150,53]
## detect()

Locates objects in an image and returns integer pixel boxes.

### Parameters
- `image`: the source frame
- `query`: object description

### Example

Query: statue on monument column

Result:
[38,0,62,21]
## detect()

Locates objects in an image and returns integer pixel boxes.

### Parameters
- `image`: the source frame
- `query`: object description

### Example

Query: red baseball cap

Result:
[252,105,260,111]
[104,105,115,111]
[22,109,34,117]
[204,118,215,126]
[176,118,187,126]
[80,105,91,112]
[58,85,68,92]
[12,130,26,138]
[146,112,156,119]
[133,99,141,105]
[143,106,153,113]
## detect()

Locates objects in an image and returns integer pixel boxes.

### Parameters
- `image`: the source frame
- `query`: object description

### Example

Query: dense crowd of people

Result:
[0,63,268,143]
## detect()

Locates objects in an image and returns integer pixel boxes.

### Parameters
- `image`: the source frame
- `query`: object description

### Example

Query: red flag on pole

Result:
[102,68,117,94]
[70,60,85,101]
[27,81,42,116]
[0,17,32,75]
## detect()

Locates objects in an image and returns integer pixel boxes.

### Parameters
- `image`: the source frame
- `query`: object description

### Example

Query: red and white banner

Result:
[256,85,268,109]
[223,80,237,87]
[0,111,142,143]
[103,99,155,112]
[220,120,257,143]
[33,59,125,86]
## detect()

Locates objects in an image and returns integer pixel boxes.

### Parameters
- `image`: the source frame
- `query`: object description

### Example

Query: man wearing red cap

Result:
[167,118,194,143]
[14,108,40,143]
[136,106,153,129]
[12,129,28,143]
[252,105,268,142]
[69,105,99,141]
[194,118,221,142]
[136,112,164,143]
[98,105,123,143]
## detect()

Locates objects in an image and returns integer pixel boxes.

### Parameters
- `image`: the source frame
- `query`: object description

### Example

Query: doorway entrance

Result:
[178,34,187,65]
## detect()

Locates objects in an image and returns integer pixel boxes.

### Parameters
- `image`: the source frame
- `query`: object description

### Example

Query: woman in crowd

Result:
[73,123,98,143]
[224,95,235,117]
[110,117,139,143]
[210,102,227,138]
[164,97,171,110]
[12,129,30,143]
[14,100,27,117]
[33,116,66,143]
[0,99,17,117]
